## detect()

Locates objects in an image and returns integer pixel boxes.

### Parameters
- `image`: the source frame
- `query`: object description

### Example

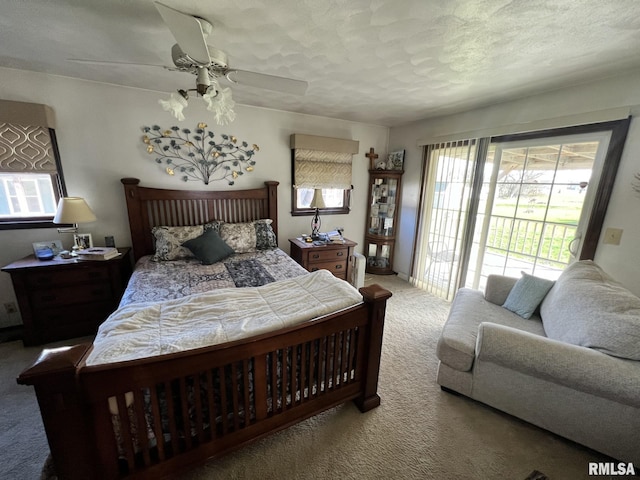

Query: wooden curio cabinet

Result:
[365,169,403,274]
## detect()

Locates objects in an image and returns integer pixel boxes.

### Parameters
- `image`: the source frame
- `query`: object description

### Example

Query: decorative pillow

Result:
[182,229,234,265]
[540,260,640,360]
[220,222,255,253]
[254,219,277,250]
[502,272,555,319]
[203,220,222,234]
[152,225,204,261]
[219,219,277,253]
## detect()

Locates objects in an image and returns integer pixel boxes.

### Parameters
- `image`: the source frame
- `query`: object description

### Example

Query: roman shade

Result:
[0,100,57,173]
[291,134,359,190]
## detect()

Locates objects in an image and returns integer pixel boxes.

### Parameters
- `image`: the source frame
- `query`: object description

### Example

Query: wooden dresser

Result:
[2,247,132,345]
[289,237,357,281]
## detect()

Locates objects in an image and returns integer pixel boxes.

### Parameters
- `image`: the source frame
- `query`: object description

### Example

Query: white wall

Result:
[0,67,389,328]
[390,69,640,295]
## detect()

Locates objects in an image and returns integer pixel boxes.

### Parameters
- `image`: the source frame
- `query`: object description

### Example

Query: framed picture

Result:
[74,233,93,249]
[387,150,405,170]
[32,240,63,257]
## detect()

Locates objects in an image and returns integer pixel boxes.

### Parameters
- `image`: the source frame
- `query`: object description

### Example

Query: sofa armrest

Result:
[476,322,640,408]
[484,275,518,305]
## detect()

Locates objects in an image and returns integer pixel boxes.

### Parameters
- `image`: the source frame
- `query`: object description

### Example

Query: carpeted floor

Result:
[0,274,615,479]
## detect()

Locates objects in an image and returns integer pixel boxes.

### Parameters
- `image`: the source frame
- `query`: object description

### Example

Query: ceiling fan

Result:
[71,2,308,123]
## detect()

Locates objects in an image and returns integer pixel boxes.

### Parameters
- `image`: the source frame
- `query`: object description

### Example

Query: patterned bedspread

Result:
[119,248,308,307]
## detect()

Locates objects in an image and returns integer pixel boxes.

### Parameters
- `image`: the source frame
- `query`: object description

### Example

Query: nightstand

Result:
[1,247,133,345]
[289,237,357,281]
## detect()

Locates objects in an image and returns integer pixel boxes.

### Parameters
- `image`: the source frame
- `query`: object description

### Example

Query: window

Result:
[290,134,358,216]
[0,100,66,229]
[293,187,351,215]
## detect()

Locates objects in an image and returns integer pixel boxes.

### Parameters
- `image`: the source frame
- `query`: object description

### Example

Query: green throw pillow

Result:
[182,229,234,265]
[502,272,555,319]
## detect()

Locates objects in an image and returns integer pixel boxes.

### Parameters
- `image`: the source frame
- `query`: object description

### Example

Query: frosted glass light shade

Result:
[53,197,97,224]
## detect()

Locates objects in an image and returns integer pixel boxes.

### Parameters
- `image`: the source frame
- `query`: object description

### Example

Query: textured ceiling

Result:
[2,0,640,126]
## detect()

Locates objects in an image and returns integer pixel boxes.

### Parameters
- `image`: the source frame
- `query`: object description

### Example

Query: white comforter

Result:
[86,270,362,366]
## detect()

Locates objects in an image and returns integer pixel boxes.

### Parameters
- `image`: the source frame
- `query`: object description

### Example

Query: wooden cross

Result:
[365,147,378,169]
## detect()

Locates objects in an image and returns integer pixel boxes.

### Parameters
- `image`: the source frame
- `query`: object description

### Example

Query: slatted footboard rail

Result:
[18,285,390,480]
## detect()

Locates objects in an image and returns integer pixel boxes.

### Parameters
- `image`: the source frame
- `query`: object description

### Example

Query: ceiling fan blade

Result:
[68,58,169,69]
[226,70,308,96]
[155,2,210,66]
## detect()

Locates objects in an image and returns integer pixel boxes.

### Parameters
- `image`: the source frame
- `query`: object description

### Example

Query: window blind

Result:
[290,134,359,190]
[0,100,57,173]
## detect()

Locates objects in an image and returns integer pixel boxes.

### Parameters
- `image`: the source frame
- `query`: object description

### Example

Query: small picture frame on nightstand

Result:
[74,233,93,249]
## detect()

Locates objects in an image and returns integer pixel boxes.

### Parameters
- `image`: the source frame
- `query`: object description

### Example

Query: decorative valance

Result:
[291,134,359,190]
[0,100,55,128]
[0,100,57,173]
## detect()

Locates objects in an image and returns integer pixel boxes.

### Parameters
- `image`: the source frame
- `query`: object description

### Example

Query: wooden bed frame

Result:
[18,178,391,479]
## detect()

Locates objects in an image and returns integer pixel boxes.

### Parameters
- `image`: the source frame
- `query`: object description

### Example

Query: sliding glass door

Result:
[411,119,629,300]
[466,132,610,290]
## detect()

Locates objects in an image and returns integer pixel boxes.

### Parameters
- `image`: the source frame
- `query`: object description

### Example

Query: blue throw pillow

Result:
[502,272,555,319]
[182,229,234,265]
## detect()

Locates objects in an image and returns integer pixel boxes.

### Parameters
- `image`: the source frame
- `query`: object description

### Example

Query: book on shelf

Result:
[76,247,120,261]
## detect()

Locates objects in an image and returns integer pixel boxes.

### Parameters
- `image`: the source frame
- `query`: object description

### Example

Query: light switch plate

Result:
[603,227,623,245]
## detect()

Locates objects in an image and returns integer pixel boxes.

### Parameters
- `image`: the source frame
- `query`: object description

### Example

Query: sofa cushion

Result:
[540,260,640,360]
[502,272,555,319]
[436,288,546,371]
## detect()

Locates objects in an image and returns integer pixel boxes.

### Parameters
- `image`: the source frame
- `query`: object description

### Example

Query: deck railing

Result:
[486,215,577,267]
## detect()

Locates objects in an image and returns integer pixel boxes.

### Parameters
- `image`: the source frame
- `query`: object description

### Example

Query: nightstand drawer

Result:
[31,284,113,308]
[27,267,109,288]
[308,259,348,275]
[35,301,115,327]
[308,249,348,263]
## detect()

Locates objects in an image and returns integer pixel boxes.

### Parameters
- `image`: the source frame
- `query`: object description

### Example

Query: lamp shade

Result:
[309,189,326,209]
[53,197,97,224]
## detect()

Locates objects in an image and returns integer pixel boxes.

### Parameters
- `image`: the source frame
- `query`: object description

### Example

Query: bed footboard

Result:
[18,285,391,479]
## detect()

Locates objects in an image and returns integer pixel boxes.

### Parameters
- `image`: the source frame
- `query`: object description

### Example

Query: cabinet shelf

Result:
[365,169,403,274]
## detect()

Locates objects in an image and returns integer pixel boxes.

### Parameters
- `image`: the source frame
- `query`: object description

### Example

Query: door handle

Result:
[568,232,582,258]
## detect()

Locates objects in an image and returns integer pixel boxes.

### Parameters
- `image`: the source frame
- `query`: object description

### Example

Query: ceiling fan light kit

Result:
[153,2,306,124]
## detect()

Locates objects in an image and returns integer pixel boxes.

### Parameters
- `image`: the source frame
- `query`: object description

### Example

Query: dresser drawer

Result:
[307,248,349,263]
[31,283,113,308]
[308,259,348,276]
[26,266,109,288]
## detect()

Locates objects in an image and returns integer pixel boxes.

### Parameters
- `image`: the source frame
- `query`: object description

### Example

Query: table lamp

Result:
[310,189,325,239]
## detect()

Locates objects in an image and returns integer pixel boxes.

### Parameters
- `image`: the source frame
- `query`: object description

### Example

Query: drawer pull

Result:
[336,251,344,257]
[312,253,320,259]
[311,267,319,271]
[335,264,343,269]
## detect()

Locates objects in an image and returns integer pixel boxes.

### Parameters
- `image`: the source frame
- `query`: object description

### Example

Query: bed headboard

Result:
[121,178,279,261]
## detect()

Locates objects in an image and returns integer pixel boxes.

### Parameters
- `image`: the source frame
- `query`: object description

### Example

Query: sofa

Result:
[436,260,640,465]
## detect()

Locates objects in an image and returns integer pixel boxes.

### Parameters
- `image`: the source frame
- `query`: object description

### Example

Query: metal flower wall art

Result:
[142,124,259,185]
